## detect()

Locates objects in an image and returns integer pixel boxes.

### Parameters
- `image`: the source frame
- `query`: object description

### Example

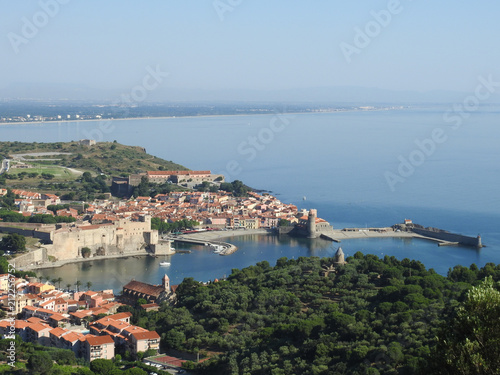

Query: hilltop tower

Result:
[162,274,170,293]
[307,209,317,238]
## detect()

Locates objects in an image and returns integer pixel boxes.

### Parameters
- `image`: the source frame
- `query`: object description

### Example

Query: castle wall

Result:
[49,218,159,261]
[12,248,47,268]
[0,224,53,243]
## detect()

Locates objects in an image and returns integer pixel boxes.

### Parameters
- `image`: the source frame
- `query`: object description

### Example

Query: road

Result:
[0,159,9,174]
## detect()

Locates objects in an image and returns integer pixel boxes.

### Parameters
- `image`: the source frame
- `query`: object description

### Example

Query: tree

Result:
[27,351,53,374]
[75,280,82,292]
[434,276,500,374]
[81,247,92,258]
[144,348,157,358]
[278,219,291,227]
[86,281,93,291]
[66,283,72,291]
[123,368,147,375]
[0,233,26,252]
[55,277,63,289]
[0,257,9,274]
[90,358,115,375]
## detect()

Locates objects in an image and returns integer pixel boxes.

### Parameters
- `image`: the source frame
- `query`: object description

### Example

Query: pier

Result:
[168,235,238,256]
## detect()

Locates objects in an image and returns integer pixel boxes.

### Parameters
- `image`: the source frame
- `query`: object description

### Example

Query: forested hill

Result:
[124,254,500,375]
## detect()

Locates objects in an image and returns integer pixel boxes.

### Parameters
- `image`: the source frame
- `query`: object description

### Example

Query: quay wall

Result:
[410,228,481,247]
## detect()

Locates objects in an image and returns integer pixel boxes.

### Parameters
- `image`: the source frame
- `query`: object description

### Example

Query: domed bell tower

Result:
[307,209,317,238]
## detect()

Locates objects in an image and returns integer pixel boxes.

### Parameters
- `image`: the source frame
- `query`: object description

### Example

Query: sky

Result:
[1,1,500,100]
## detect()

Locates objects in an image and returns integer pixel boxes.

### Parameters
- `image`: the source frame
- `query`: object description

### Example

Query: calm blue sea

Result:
[3,107,499,291]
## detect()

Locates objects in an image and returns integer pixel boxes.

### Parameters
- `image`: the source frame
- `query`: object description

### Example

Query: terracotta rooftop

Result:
[123,280,164,298]
[107,312,132,321]
[27,317,45,324]
[130,330,160,340]
[86,335,114,346]
[49,327,68,337]
[28,323,51,332]
[147,170,210,176]
[61,332,84,343]
[0,320,30,329]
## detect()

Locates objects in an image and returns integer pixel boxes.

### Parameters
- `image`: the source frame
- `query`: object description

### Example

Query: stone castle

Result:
[47,215,171,261]
[2,215,172,266]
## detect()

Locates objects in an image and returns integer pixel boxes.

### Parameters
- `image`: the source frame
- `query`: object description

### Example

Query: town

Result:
[0,177,320,269]
[0,270,174,367]
[0,171,330,370]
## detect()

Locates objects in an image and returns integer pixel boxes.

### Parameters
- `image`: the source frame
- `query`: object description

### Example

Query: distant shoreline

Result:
[0,107,407,127]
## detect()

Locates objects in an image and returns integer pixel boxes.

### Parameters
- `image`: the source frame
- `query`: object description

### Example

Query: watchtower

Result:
[307,209,317,238]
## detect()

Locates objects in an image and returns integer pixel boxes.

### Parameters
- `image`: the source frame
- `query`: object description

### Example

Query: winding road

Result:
[0,159,9,174]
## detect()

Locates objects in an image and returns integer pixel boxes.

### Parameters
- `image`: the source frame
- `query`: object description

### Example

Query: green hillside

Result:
[0,140,188,176]
[0,141,189,197]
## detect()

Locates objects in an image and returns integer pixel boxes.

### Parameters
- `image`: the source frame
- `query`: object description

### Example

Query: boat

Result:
[159,261,171,267]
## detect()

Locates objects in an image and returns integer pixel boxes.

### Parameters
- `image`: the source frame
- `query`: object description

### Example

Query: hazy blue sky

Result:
[1,1,500,98]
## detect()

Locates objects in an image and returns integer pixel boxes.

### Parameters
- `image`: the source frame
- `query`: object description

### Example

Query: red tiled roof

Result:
[28,323,51,332]
[147,170,210,176]
[61,332,83,343]
[130,330,160,340]
[107,312,132,321]
[49,327,67,337]
[141,303,159,309]
[27,317,45,324]
[49,314,66,321]
[0,320,30,329]
[86,335,114,346]
[123,280,164,298]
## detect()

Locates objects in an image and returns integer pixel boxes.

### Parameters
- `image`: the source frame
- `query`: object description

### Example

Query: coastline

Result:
[21,250,151,271]
[0,107,409,127]
[21,226,469,272]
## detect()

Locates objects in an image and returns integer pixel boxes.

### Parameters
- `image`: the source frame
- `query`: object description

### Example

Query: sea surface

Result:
[2,107,500,291]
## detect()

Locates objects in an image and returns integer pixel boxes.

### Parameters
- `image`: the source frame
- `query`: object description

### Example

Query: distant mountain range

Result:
[2,82,500,105]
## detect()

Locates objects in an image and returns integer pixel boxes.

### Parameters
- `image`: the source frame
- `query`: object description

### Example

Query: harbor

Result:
[167,228,272,255]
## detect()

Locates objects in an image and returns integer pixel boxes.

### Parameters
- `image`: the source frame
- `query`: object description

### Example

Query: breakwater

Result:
[281,222,483,248]
[401,225,482,248]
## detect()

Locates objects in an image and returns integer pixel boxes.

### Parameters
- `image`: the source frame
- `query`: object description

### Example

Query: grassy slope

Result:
[0,141,188,187]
